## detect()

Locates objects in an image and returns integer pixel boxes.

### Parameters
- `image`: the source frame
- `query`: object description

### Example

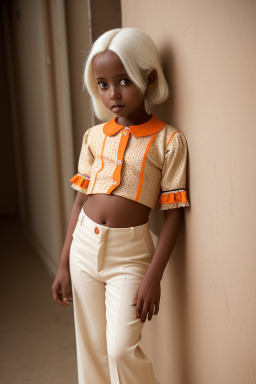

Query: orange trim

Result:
[107,130,130,194]
[159,190,188,205]
[167,130,181,146]
[103,115,166,137]
[91,135,107,193]
[69,174,90,190]
[135,133,157,202]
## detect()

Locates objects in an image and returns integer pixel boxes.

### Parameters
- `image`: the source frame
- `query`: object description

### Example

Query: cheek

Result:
[134,85,146,99]
[126,87,145,103]
[98,91,109,106]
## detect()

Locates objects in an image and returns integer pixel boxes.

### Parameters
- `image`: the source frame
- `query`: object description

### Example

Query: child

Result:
[52,27,189,384]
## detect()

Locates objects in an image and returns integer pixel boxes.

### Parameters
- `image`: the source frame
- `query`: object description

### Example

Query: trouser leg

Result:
[102,237,156,384]
[70,208,156,384]
[69,223,111,384]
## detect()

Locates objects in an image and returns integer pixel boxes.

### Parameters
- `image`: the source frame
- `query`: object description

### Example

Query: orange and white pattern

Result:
[69,115,189,210]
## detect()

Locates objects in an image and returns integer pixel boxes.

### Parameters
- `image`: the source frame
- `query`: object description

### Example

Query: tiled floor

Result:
[0,215,78,384]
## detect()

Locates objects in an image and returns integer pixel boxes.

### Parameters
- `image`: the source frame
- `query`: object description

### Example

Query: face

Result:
[92,50,149,125]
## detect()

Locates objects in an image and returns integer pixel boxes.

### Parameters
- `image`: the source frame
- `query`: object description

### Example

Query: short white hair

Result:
[83,28,169,121]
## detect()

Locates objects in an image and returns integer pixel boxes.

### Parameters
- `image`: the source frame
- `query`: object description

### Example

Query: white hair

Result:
[83,28,169,121]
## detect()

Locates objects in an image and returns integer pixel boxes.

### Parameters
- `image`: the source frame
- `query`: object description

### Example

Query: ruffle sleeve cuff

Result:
[159,189,189,210]
[69,173,90,194]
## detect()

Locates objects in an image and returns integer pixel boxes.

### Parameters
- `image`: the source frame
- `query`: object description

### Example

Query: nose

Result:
[110,85,121,100]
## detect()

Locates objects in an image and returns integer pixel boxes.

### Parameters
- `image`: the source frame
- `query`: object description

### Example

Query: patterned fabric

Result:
[70,115,189,210]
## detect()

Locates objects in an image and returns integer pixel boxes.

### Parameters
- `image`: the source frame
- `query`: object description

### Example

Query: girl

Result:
[52,27,189,384]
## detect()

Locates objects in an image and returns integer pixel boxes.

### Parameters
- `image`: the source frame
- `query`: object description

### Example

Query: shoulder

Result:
[163,123,183,136]
[82,123,105,142]
[156,121,188,152]
[85,123,105,135]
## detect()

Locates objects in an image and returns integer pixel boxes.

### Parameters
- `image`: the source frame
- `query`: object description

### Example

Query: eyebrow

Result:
[96,74,129,80]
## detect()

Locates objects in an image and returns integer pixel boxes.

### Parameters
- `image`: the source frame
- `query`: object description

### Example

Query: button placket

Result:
[107,128,130,194]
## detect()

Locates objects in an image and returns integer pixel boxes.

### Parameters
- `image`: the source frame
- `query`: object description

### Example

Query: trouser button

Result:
[94,227,99,234]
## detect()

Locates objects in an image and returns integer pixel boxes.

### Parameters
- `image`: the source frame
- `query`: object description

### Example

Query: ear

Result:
[146,69,157,89]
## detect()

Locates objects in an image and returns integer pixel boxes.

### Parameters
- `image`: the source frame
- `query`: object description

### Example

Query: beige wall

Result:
[121,1,256,383]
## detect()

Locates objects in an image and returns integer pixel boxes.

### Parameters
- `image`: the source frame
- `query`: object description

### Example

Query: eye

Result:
[120,78,131,86]
[98,81,108,89]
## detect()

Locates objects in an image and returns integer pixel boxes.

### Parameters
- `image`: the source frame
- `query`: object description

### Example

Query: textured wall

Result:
[121,1,256,383]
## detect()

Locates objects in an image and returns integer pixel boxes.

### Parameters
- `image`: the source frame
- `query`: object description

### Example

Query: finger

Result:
[52,284,68,306]
[52,284,59,301]
[147,303,155,321]
[52,284,63,302]
[154,300,159,315]
[136,298,143,319]
[54,290,68,306]
[131,298,137,306]
[55,297,68,306]
[140,301,150,323]
[63,294,73,303]
[63,297,69,303]
[62,285,70,305]
[66,283,73,302]
[131,289,138,306]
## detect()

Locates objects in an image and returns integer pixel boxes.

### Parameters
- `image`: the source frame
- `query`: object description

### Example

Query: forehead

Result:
[92,50,127,77]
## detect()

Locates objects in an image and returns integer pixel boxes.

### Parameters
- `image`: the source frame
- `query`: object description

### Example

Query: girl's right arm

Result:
[52,191,88,306]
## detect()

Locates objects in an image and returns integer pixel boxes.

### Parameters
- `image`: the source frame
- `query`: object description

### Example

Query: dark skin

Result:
[52,50,183,323]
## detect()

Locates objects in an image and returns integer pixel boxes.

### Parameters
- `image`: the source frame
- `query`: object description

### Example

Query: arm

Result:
[131,207,183,322]
[52,191,88,306]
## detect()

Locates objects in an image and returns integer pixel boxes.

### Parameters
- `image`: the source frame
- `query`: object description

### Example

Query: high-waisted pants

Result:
[69,206,156,384]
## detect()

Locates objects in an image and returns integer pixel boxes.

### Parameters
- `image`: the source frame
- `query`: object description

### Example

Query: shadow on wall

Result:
[151,44,176,124]
[145,43,191,383]
[149,43,190,237]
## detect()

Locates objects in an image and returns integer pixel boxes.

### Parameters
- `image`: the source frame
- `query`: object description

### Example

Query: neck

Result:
[115,108,152,127]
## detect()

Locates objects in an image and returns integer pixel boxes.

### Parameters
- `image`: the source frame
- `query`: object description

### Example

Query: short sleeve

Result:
[69,128,94,194]
[159,131,189,210]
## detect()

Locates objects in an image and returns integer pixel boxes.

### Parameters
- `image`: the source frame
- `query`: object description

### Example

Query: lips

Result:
[111,105,124,112]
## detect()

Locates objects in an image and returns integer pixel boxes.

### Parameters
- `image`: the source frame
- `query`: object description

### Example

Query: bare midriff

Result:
[83,194,151,228]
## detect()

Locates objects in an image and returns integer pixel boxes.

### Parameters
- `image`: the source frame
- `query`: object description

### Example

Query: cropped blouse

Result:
[69,114,189,210]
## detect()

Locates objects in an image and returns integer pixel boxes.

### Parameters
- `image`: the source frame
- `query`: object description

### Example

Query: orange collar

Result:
[103,114,166,137]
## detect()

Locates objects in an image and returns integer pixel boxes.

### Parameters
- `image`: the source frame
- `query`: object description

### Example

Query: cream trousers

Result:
[69,206,156,384]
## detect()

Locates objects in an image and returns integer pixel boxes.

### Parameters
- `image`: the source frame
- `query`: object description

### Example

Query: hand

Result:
[52,265,73,306]
[131,274,161,323]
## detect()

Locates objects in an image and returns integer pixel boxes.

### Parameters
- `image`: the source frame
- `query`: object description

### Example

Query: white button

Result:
[112,181,117,185]
[123,131,127,136]
[117,160,121,165]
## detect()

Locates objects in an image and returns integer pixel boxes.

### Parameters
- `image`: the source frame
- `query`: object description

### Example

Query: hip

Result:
[70,206,155,280]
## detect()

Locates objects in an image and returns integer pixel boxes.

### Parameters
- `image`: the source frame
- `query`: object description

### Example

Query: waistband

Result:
[77,207,149,241]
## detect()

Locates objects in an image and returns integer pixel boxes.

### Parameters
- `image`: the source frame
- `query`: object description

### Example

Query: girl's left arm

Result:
[131,208,183,322]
